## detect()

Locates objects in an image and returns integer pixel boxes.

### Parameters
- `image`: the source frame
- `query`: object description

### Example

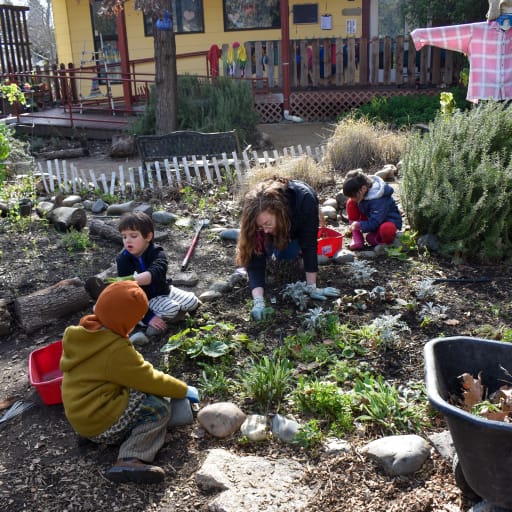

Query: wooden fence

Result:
[35,144,327,198]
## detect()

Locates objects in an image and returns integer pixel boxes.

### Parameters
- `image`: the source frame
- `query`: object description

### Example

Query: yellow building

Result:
[52,0,373,77]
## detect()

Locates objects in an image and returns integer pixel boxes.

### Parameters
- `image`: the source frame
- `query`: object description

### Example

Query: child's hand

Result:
[149,315,166,330]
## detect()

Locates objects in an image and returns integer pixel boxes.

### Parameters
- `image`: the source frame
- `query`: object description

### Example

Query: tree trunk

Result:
[14,277,91,333]
[154,28,178,134]
[89,218,123,244]
[0,299,13,337]
[46,206,87,232]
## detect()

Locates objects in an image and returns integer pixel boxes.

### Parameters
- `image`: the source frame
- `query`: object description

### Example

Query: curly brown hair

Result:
[235,177,291,268]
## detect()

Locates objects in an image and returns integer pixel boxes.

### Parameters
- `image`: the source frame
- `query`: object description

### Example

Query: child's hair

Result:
[235,176,291,268]
[118,211,154,238]
[342,170,373,198]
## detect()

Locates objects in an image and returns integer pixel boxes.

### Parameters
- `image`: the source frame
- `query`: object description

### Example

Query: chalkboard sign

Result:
[293,4,318,24]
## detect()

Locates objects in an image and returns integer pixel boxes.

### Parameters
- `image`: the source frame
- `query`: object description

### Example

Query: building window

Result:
[223,0,280,31]
[144,0,205,36]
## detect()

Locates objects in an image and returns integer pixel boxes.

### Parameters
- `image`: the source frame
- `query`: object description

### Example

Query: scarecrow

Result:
[411,0,512,102]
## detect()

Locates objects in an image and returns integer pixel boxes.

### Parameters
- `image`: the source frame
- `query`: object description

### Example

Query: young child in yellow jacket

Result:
[60,280,199,484]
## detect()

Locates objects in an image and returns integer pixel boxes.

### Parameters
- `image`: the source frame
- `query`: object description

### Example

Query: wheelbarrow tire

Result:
[452,453,481,502]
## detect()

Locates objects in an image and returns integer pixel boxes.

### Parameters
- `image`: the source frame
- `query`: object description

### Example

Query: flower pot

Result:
[424,336,512,509]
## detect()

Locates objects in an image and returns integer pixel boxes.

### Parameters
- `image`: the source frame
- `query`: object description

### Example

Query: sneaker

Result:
[105,458,165,484]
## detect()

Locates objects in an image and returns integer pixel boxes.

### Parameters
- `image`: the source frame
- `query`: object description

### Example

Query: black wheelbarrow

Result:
[424,336,512,510]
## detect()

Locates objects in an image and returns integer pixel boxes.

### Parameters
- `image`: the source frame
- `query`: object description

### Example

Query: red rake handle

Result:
[181,224,204,271]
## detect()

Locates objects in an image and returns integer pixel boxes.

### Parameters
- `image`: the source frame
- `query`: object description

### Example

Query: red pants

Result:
[346,198,397,245]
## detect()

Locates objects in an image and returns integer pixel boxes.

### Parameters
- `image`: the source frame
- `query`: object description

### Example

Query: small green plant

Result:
[354,375,426,434]
[293,419,324,449]
[349,260,377,285]
[197,361,236,400]
[281,281,311,311]
[440,91,456,117]
[61,228,92,252]
[294,377,354,434]
[279,331,334,364]
[370,314,410,350]
[240,355,294,412]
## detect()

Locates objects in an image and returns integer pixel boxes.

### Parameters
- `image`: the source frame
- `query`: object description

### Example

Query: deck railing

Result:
[0,35,464,123]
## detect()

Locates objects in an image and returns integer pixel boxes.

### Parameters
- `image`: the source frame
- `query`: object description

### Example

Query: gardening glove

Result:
[186,385,200,403]
[306,284,341,301]
[106,275,135,283]
[251,296,274,321]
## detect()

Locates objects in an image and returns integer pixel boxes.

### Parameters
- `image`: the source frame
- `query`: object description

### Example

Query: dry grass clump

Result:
[236,155,333,202]
[324,115,408,172]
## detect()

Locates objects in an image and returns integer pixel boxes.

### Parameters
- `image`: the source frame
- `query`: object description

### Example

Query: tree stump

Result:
[47,206,87,232]
[14,277,91,333]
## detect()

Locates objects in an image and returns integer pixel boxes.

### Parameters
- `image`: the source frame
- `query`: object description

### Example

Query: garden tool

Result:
[0,400,35,430]
[181,219,209,271]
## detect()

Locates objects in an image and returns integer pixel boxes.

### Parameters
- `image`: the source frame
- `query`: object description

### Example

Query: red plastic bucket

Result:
[317,227,343,257]
[29,340,63,405]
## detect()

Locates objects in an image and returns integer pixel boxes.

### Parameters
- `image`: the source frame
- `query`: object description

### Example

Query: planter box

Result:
[424,336,512,509]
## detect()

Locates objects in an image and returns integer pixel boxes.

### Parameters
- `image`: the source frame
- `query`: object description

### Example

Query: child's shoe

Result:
[366,232,381,246]
[106,457,165,484]
[349,229,364,250]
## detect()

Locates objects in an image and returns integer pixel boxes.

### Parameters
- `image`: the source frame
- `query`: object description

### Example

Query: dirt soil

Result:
[1,122,512,511]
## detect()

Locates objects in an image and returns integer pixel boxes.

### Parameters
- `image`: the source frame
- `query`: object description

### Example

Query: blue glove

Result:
[306,284,341,300]
[251,296,274,320]
[186,385,200,403]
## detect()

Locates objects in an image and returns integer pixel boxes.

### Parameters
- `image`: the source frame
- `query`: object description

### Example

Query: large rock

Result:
[196,448,317,511]
[197,402,246,438]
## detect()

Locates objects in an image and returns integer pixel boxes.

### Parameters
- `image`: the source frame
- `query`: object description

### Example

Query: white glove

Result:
[306,284,341,300]
[251,296,274,320]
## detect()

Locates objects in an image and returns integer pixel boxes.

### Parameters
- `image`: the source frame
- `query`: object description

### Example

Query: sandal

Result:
[106,457,165,484]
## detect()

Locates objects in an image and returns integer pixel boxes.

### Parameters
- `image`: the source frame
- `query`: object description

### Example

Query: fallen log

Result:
[89,218,123,244]
[14,277,91,333]
[37,147,87,160]
[47,206,87,232]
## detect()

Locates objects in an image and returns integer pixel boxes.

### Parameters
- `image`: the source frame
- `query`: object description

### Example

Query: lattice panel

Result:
[290,89,440,121]
[254,100,283,123]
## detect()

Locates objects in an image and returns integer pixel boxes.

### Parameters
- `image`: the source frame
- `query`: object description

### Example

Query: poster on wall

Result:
[223,0,280,31]
[347,19,357,34]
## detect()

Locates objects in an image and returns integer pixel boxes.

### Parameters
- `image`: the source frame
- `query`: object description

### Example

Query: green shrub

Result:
[130,76,259,147]
[401,101,512,261]
[349,87,470,128]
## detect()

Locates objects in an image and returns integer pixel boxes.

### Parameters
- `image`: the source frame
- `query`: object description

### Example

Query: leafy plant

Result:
[279,331,334,364]
[61,228,92,252]
[281,281,311,311]
[354,374,426,435]
[349,260,377,285]
[197,361,236,400]
[293,419,324,449]
[239,355,294,412]
[370,314,410,349]
[294,377,354,434]
[161,321,252,358]
[402,100,512,261]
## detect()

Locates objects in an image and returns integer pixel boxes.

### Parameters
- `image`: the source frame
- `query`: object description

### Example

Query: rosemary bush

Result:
[401,101,512,261]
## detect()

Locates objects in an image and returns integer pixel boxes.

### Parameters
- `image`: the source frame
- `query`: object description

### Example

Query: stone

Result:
[197,402,246,438]
[109,134,135,157]
[196,448,316,511]
[428,430,455,461]
[322,198,338,208]
[219,228,240,241]
[320,205,337,220]
[106,200,137,216]
[210,280,231,293]
[133,203,152,216]
[240,414,268,441]
[333,249,355,264]
[361,434,431,476]
[129,331,149,346]
[227,271,247,288]
[168,398,194,427]
[271,414,299,443]
[152,210,178,225]
[62,194,82,207]
[199,290,223,302]
[172,271,199,287]
[317,254,331,266]
[324,437,351,454]
[91,198,108,213]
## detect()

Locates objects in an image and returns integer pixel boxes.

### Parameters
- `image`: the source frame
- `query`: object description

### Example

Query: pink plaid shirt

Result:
[411,22,512,102]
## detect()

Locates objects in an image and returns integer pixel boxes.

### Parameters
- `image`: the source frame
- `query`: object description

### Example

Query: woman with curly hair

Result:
[236,176,340,320]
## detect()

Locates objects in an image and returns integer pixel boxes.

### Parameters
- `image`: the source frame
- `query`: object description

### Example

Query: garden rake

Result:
[0,400,35,430]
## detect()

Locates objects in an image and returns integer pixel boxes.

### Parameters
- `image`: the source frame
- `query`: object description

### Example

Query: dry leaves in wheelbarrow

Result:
[452,368,512,422]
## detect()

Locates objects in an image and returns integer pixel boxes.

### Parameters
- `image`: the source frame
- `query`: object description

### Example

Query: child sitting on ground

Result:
[117,211,200,337]
[60,280,199,484]
[342,170,402,250]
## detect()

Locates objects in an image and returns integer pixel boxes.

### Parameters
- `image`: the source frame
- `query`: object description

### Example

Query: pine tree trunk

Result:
[154,29,178,134]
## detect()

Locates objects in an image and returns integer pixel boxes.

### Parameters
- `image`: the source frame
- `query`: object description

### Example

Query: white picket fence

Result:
[35,144,328,197]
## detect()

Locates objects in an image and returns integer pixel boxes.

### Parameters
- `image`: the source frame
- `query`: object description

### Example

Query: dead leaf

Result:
[459,371,484,410]
[443,318,459,326]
